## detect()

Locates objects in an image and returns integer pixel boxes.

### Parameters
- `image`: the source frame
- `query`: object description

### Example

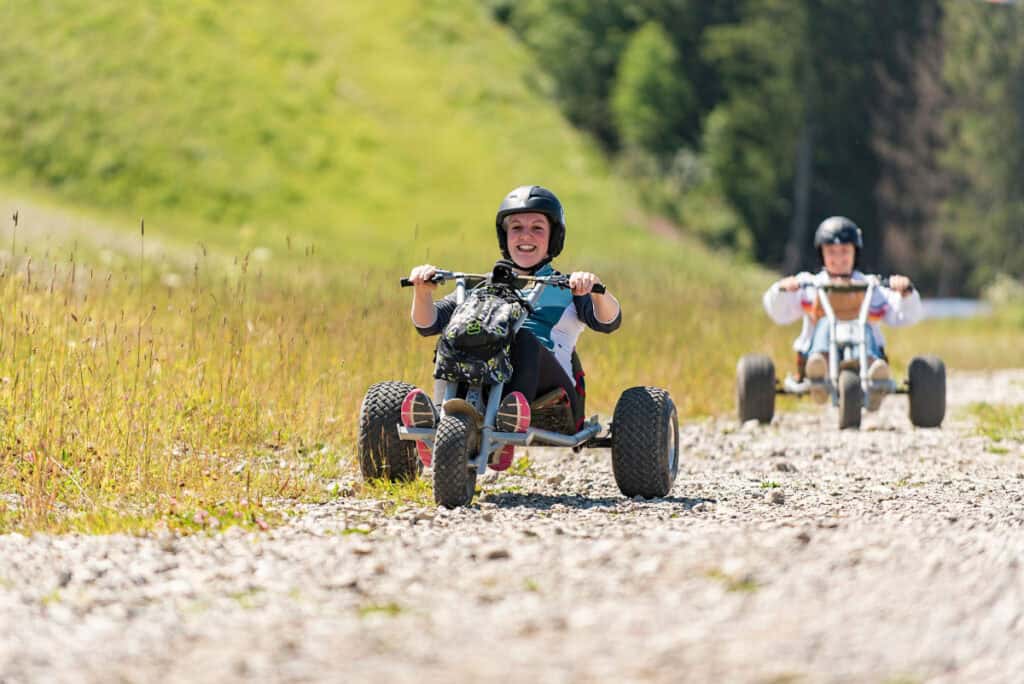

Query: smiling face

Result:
[822,242,856,277]
[504,212,551,269]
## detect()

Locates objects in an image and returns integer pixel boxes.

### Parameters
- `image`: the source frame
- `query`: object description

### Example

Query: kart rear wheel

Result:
[357,381,422,482]
[838,370,862,430]
[908,356,946,428]
[611,387,679,499]
[432,413,479,508]
[736,354,775,424]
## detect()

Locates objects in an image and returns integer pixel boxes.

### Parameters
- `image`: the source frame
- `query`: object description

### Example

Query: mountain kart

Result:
[737,276,946,430]
[358,265,680,507]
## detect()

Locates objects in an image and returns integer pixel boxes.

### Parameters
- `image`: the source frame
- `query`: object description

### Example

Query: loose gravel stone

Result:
[1,370,1023,683]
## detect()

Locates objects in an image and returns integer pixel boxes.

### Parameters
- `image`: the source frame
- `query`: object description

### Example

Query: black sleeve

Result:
[415,293,458,337]
[573,294,621,333]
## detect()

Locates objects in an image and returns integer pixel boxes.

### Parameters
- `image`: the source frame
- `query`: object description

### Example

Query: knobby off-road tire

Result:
[432,413,479,508]
[357,381,422,482]
[838,369,862,430]
[611,387,680,499]
[736,354,776,424]
[908,356,946,428]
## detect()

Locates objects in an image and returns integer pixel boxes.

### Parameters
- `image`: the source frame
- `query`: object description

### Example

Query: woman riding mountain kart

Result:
[357,185,681,507]
[767,216,922,401]
[408,184,621,454]
[738,216,946,429]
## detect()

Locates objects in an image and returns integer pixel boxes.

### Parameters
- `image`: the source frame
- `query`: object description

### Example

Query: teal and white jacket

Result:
[415,264,621,379]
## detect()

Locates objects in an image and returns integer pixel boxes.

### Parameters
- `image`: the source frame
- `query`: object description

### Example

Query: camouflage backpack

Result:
[434,284,525,384]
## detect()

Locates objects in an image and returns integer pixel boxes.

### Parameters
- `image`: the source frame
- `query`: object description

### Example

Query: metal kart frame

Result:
[396,269,612,476]
[778,276,907,406]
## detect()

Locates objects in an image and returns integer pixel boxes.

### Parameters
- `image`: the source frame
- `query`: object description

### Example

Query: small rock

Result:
[484,548,510,561]
[326,480,356,497]
[774,461,798,473]
[57,570,72,588]
[768,490,785,505]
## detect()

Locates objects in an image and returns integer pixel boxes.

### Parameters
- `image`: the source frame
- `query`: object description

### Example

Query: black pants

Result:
[506,328,581,423]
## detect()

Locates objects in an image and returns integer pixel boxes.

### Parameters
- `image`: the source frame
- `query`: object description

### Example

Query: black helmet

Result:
[495,185,566,260]
[813,216,863,249]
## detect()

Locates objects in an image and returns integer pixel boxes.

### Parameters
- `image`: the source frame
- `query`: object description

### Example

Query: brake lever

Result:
[399,271,455,288]
[548,276,606,294]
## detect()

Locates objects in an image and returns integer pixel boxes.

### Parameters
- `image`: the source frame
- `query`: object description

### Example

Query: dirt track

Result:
[2,370,1023,683]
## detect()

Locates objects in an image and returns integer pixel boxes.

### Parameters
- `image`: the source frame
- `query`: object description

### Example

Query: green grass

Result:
[965,402,1024,444]
[359,601,403,618]
[705,568,760,593]
[0,0,625,260]
[358,477,434,511]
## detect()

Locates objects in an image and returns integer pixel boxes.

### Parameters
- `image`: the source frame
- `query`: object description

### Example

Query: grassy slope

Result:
[2,2,637,259]
[0,0,789,409]
[0,1,1018,532]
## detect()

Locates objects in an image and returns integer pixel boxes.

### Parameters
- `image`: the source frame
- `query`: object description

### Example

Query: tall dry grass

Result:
[1,211,1020,534]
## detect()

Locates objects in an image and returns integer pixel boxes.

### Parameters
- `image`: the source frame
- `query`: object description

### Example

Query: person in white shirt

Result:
[763,216,923,404]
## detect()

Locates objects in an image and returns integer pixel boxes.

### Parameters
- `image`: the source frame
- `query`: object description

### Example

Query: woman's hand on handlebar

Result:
[888,274,913,295]
[407,264,439,292]
[778,275,802,292]
[569,271,604,296]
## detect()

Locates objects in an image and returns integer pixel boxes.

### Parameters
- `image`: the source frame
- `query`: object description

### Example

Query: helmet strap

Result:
[512,255,553,275]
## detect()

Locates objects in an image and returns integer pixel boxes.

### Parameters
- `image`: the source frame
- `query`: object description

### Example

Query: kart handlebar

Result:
[400,271,606,294]
[795,276,914,293]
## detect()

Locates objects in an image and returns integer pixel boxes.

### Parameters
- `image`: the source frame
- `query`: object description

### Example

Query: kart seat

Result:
[794,346,888,380]
[528,349,586,434]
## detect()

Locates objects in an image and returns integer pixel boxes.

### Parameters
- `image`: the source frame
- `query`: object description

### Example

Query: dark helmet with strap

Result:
[494,185,566,261]
[813,216,862,273]
[813,216,863,250]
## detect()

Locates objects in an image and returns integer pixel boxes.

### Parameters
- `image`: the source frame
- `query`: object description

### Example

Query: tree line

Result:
[487,0,1024,295]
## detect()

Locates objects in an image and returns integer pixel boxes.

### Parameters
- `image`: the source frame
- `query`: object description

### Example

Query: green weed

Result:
[966,402,1024,443]
[705,568,760,593]
[359,602,403,618]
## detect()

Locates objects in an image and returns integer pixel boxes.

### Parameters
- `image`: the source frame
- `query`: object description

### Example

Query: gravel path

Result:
[3,370,1023,684]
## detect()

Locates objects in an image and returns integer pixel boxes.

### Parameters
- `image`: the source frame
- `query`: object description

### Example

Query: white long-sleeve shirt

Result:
[763,270,924,352]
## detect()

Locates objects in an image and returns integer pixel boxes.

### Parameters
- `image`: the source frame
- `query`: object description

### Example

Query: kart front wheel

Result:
[611,387,679,498]
[357,381,422,482]
[432,413,479,508]
[908,356,946,428]
[838,370,862,430]
[736,354,776,424]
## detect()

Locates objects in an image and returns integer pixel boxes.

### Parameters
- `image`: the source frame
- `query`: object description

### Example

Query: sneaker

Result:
[805,352,829,405]
[495,391,531,433]
[491,391,531,471]
[866,358,890,411]
[400,389,437,467]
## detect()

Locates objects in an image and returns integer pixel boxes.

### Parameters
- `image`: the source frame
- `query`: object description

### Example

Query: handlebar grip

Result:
[400,277,413,287]
[879,277,915,293]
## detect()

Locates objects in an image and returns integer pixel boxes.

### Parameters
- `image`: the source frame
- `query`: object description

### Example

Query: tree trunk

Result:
[784,111,814,274]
